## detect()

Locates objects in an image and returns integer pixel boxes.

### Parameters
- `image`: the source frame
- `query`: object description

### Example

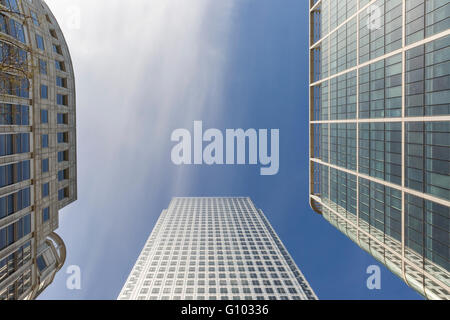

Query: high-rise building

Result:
[118,197,317,300]
[309,0,449,299]
[0,0,76,300]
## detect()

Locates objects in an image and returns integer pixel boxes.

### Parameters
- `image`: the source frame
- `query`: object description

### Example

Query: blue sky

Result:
[40,0,422,300]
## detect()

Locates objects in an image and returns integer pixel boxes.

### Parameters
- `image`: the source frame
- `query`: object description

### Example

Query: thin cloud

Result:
[41,0,237,299]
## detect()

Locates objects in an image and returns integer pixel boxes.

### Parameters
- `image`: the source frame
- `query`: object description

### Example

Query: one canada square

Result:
[309,0,449,299]
[119,198,317,300]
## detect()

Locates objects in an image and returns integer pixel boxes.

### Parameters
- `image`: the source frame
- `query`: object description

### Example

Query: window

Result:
[405,36,450,116]
[359,122,402,185]
[52,44,62,54]
[406,1,450,45]
[359,0,402,63]
[56,76,67,88]
[39,59,47,75]
[57,94,68,106]
[58,169,68,182]
[0,15,25,43]
[31,11,39,26]
[42,207,50,222]
[0,242,31,283]
[42,183,49,198]
[36,256,47,272]
[42,159,49,173]
[0,75,29,98]
[49,29,57,39]
[359,53,402,119]
[0,104,29,125]
[405,194,449,271]
[41,110,48,124]
[40,85,48,99]
[0,160,30,188]
[359,177,402,242]
[2,0,19,13]
[406,122,450,200]
[0,133,29,156]
[42,134,49,148]
[0,15,7,35]
[57,132,68,144]
[55,60,65,71]
[0,214,31,251]
[0,188,30,221]
[329,71,357,120]
[35,34,44,50]
[57,113,68,124]
[58,151,68,162]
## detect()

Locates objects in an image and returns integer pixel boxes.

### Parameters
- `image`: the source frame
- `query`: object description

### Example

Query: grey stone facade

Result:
[0,0,76,300]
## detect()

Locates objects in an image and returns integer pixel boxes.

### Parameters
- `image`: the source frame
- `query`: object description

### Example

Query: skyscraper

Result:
[119,197,317,300]
[309,0,449,299]
[0,0,76,299]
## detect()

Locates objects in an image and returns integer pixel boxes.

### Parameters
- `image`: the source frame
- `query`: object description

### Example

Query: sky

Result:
[40,0,422,300]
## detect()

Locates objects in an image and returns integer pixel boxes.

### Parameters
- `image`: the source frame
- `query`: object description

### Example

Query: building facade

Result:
[119,198,317,300]
[309,0,449,299]
[0,0,76,300]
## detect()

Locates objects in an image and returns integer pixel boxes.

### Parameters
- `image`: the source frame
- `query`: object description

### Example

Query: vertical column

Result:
[328,0,332,203]
[309,1,314,204]
[356,0,360,242]
[401,0,407,284]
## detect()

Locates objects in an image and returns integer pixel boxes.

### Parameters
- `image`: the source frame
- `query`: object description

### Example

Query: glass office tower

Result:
[0,0,77,299]
[119,198,317,300]
[309,0,449,299]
